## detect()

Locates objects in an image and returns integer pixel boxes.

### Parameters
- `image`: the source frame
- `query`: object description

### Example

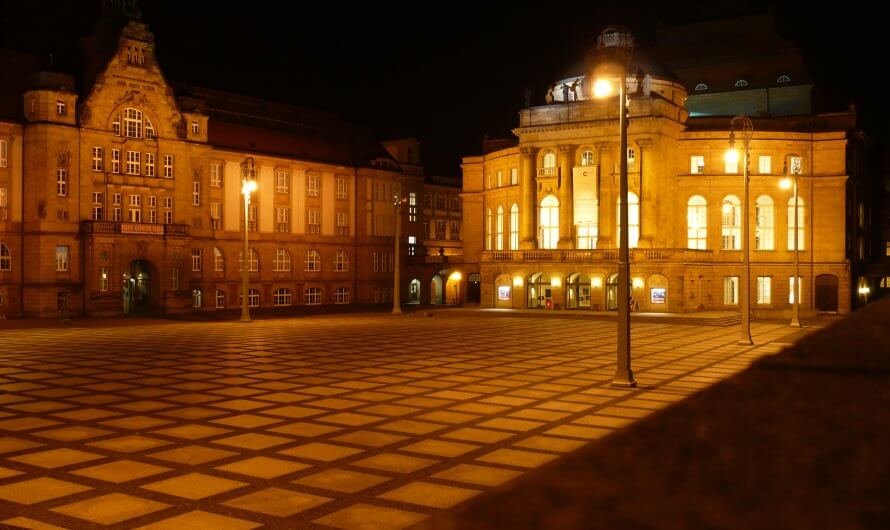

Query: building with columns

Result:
[461,14,869,317]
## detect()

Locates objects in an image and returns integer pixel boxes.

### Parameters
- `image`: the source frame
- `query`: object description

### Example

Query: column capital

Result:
[594,141,614,151]
[557,144,579,154]
[635,138,654,148]
[520,146,539,158]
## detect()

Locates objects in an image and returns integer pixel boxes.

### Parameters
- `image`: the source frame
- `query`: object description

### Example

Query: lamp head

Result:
[724,148,739,165]
[593,79,612,98]
[779,177,793,190]
[241,180,257,195]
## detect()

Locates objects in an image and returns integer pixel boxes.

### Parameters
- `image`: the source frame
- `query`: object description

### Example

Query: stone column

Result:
[557,144,578,248]
[519,146,538,249]
[595,142,614,248]
[636,138,655,248]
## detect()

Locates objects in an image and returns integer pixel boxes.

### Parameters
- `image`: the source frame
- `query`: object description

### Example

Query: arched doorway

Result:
[408,279,421,304]
[445,272,462,305]
[566,273,591,309]
[605,273,619,311]
[815,274,838,312]
[467,273,481,303]
[527,273,551,309]
[123,260,151,315]
[430,274,444,305]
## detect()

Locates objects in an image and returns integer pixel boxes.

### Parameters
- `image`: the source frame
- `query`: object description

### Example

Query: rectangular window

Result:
[92,147,104,172]
[91,192,103,221]
[113,193,121,206]
[756,276,772,304]
[111,149,120,173]
[725,154,738,174]
[164,155,173,178]
[191,248,202,272]
[92,192,103,204]
[307,174,319,196]
[56,169,68,196]
[450,220,460,240]
[164,210,173,224]
[148,209,156,223]
[435,219,446,240]
[99,267,109,292]
[627,148,636,171]
[510,167,518,185]
[336,177,348,199]
[789,276,803,304]
[129,209,142,222]
[130,194,141,207]
[276,171,289,193]
[496,170,503,187]
[192,181,200,206]
[0,139,7,167]
[56,100,66,116]
[690,155,705,174]
[308,209,320,233]
[276,207,290,232]
[216,289,225,308]
[126,151,140,175]
[723,276,739,305]
[55,246,69,271]
[145,152,155,177]
[759,156,771,174]
[210,163,221,187]
[336,210,348,236]
[191,121,199,134]
[113,208,121,221]
[211,202,222,229]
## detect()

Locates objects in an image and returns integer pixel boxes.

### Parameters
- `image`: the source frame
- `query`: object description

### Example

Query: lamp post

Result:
[595,26,636,388]
[727,116,753,345]
[780,160,801,327]
[240,158,257,323]
[392,182,407,315]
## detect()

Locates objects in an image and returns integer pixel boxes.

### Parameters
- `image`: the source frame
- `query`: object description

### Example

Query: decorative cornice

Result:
[519,147,539,157]
[557,144,579,153]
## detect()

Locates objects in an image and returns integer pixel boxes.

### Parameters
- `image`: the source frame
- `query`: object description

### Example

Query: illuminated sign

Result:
[651,288,666,304]
[497,285,511,301]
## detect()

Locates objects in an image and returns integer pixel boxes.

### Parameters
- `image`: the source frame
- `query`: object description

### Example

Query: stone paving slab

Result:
[0,313,808,529]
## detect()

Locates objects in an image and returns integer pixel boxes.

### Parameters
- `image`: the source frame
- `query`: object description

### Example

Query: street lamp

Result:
[780,163,801,327]
[727,116,753,345]
[595,26,636,388]
[240,158,257,323]
[392,182,407,315]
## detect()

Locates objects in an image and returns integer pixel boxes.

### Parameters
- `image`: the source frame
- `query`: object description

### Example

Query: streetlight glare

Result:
[722,202,733,214]
[241,180,257,195]
[779,177,793,190]
[593,79,612,98]
[724,148,740,164]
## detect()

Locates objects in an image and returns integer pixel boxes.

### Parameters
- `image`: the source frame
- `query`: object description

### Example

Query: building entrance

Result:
[606,273,619,310]
[408,279,421,304]
[123,260,151,315]
[566,273,591,309]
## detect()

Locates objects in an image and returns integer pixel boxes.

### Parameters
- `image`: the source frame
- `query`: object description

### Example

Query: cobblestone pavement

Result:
[0,313,807,529]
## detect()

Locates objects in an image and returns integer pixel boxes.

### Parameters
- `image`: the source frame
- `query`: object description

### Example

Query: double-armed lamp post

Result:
[392,182,407,315]
[240,157,257,323]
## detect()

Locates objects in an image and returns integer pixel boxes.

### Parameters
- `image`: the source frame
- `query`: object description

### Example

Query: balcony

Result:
[537,167,559,178]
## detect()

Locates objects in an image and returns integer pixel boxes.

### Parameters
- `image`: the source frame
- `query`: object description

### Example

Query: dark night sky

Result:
[0,0,885,177]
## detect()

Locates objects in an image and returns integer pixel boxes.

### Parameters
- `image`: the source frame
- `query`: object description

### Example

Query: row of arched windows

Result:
[486,204,520,250]
[694,75,792,92]
[687,195,805,250]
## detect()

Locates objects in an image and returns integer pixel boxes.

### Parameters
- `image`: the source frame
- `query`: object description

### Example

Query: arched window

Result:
[0,243,10,271]
[734,79,749,88]
[694,83,709,91]
[273,248,291,272]
[509,204,519,250]
[788,196,805,250]
[616,192,640,248]
[305,249,321,271]
[485,208,492,250]
[273,288,292,306]
[543,152,556,168]
[334,250,349,271]
[496,206,504,250]
[334,287,351,304]
[755,195,775,250]
[192,289,202,309]
[777,75,791,83]
[687,195,708,249]
[213,247,224,272]
[305,287,322,305]
[123,108,143,138]
[145,117,156,140]
[721,195,741,250]
[580,150,595,166]
[539,195,559,249]
[238,248,258,272]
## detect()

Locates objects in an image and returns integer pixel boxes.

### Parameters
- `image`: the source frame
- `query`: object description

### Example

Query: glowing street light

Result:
[240,158,257,323]
[727,116,753,345]
[781,156,802,327]
[592,79,612,98]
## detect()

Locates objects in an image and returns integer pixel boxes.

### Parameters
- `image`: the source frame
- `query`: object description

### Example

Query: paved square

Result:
[0,311,803,528]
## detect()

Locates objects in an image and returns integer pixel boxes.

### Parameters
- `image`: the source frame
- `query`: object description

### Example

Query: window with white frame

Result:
[111,149,120,173]
[148,196,156,209]
[191,248,202,272]
[0,139,7,167]
[192,182,200,206]
[273,248,291,272]
[129,208,141,223]
[275,208,289,232]
[100,267,109,292]
[777,75,792,83]
[239,248,258,272]
[213,247,224,271]
[305,249,320,271]
[0,243,11,271]
[307,174,319,196]
[163,155,173,178]
[191,121,199,134]
[130,194,141,208]
[216,289,225,308]
[92,147,103,172]
[788,197,805,250]
[539,196,559,249]
[789,276,803,303]
[164,197,173,209]
[721,195,741,250]
[695,83,708,91]
[690,155,705,174]
[164,210,172,224]
[408,192,417,222]
[112,114,121,136]
[581,150,595,166]
[248,288,260,307]
[755,195,775,250]
[91,192,103,221]
[496,206,504,250]
[276,170,289,193]
[616,192,640,248]
[273,288,292,307]
[113,208,121,221]
[687,195,707,249]
[124,108,142,138]
[56,169,68,196]
[723,276,739,305]
[112,193,121,206]
[210,163,221,187]
[627,148,636,171]
[305,287,322,305]
[308,209,320,233]
[55,246,69,271]
[192,289,202,308]
[126,151,140,175]
[336,177,348,199]
[510,204,519,250]
[757,276,772,304]
[145,152,155,177]
[510,167,518,185]
[148,209,156,223]
[485,208,492,250]
[56,99,66,116]
[334,287,351,304]
[210,202,222,229]
[336,211,348,235]
[759,156,771,174]
[334,250,349,272]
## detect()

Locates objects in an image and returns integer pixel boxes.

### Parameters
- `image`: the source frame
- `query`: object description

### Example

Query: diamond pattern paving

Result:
[0,311,802,528]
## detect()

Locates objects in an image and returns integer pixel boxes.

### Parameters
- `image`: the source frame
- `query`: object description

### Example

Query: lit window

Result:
[56,99,66,116]
[486,208,492,250]
[757,276,772,304]
[276,170,289,193]
[725,152,738,174]
[788,197,805,250]
[0,243,11,271]
[687,195,707,249]
[210,163,221,187]
[759,156,771,174]
[56,169,68,196]
[213,247,224,272]
[724,276,739,305]
[100,267,109,292]
[510,204,519,250]
[690,155,704,174]
[92,147,104,172]
[307,174,319,196]
[539,195,559,249]
[191,248,202,272]
[191,121,199,134]
[496,206,504,250]
[580,150,595,166]
[305,249,320,271]
[755,195,775,250]
[789,276,803,303]
[273,288,292,307]
[721,195,741,250]
[334,250,349,272]
[496,170,503,188]
[124,108,142,138]
[789,155,802,175]
[305,287,322,305]
[334,287,351,304]
[273,248,291,272]
[616,192,640,248]
[510,167,518,185]
[55,246,69,271]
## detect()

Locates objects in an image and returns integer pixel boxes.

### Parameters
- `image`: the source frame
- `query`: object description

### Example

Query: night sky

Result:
[1,0,885,177]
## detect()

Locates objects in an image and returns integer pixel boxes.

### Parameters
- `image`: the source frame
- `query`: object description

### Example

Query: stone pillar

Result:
[519,147,538,249]
[595,142,614,248]
[636,138,655,248]
[557,144,578,248]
